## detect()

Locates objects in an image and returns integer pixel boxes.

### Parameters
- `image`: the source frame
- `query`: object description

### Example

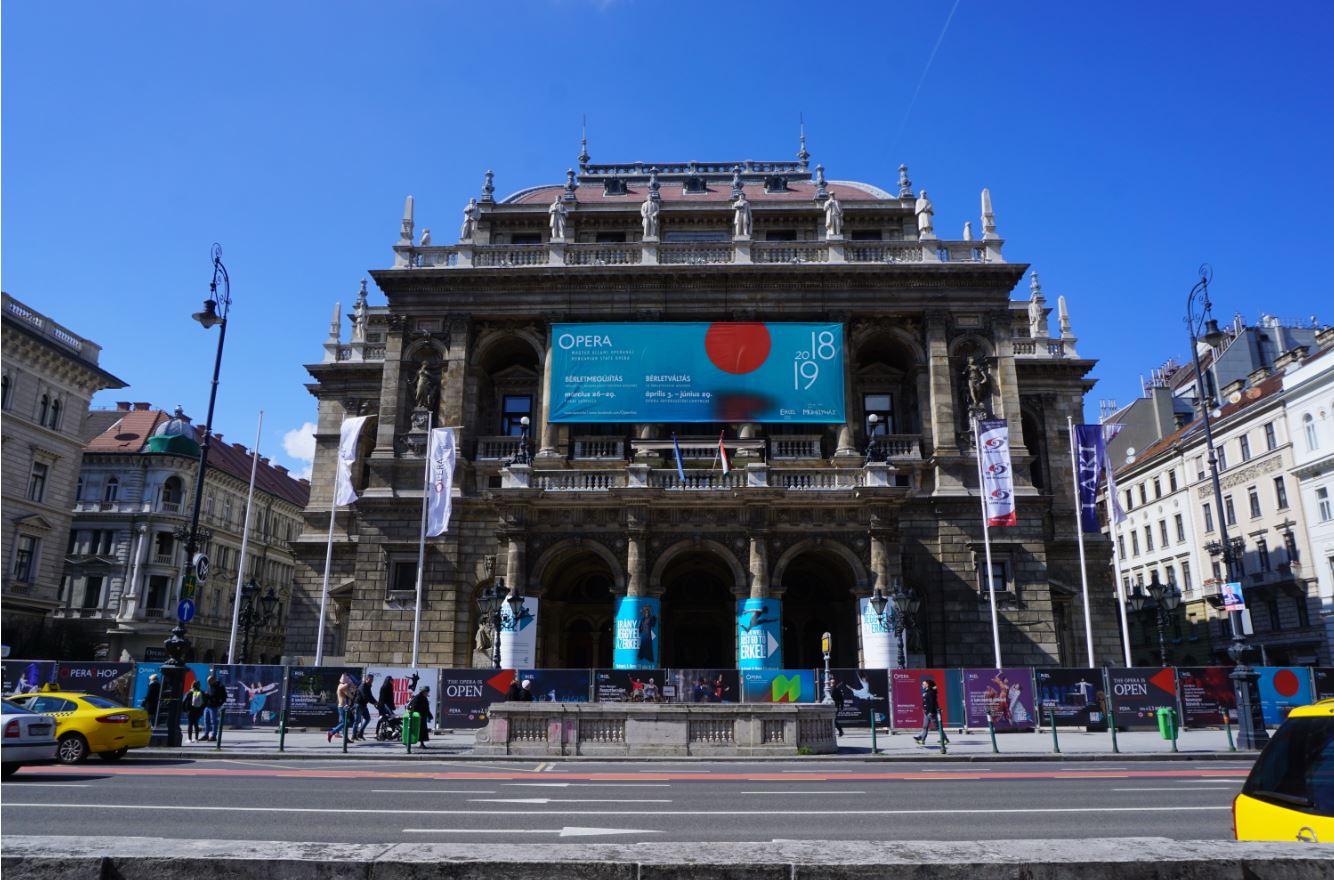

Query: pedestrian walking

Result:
[201,672,227,740]
[831,680,846,736]
[505,678,524,701]
[327,673,357,743]
[519,679,534,701]
[407,686,433,747]
[185,681,206,742]
[377,675,396,719]
[353,673,374,740]
[914,678,949,745]
[142,673,161,723]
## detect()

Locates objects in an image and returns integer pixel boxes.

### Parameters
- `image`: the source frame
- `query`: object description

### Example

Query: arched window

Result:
[48,398,61,430]
[38,394,49,426]
[1304,413,1319,452]
[104,477,120,502]
[162,476,184,510]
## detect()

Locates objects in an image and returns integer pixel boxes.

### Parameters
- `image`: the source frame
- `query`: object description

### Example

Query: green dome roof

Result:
[145,406,201,457]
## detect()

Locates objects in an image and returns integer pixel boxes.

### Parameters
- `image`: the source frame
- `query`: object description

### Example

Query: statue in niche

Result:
[460,198,479,241]
[640,196,660,239]
[412,362,441,415]
[472,617,495,667]
[823,194,843,237]
[964,356,990,412]
[548,197,569,241]
[732,192,752,238]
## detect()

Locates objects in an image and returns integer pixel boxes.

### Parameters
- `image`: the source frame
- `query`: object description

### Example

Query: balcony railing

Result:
[776,469,865,490]
[533,471,628,492]
[769,435,823,459]
[572,437,625,460]
[476,436,523,461]
[659,242,735,265]
[565,243,643,266]
[752,242,828,264]
[632,438,764,460]
[503,464,898,493]
[649,469,746,490]
[153,553,175,566]
[159,500,183,514]
[473,244,549,268]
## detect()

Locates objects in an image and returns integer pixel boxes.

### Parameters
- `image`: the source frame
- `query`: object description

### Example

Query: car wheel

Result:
[57,733,90,764]
[98,747,129,762]
[1,763,18,778]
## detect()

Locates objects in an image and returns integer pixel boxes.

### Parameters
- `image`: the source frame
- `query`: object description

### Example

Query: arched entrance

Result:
[537,553,615,668]
[778,551,859,668]
[658,552,738,668]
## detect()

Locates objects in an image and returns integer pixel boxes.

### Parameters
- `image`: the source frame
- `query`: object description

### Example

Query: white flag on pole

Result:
[334,416,369,506]
[1101,423,1127,525]
[425,427,457,537]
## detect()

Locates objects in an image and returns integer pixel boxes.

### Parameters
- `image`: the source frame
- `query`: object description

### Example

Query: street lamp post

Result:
[865,413,885,462]
[154,244,231,747]
[511,416,532,466]
[237,579,280,664]
[820,631,833,704]
[869,579,920,669]
[1185,265,1267,749]
[477,578,526,669]
[1126,573,1181,666]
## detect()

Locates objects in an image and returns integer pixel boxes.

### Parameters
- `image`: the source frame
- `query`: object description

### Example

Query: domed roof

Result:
[145,406,201,457]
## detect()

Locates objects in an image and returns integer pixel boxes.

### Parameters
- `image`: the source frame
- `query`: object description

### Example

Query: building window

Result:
[146,576,169,610]
[1264,422,1277,450]
[27,462,49,502]
[979,560,1009,594]
[1248,487,1261,519]
[1304,414,1319,452]
[1139,484,1148,506]
[1195,456,1205,481]
[1131,532,1140,556]
[863,393,893,437]
[1239,435,1251,462]
[1165,564,1177,587]
[1,373,12,410]
[1284,530,1299,562]
[1266,599,1281,631]
[1117,535,1126,558]
[1211,559,1222,581]
[1217,445,1228,470]
[510,233,541,245]
[1159,520,1170,547]
[1153,478,1162,499]
[38,394,49,426]
[80,576,104,609]
[1145,526,1154,552]
[501,395,533,436]
[1256,538,1270,572]
[388,561,416,595]
[1224,495,1237,526]
[1318,487,1332,522]
[1274,476,1289,510]
[1169,470,1178,492]
[1124,490,1133,512]
[1203,502,1214,533]
[12,535,38,582]
[104,477,119,502]
[1175,513,1186,543]
[1295,596,1310,628]
[1181,561,1192,591]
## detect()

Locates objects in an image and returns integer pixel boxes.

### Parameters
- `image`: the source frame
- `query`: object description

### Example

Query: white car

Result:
[2,699,59,777]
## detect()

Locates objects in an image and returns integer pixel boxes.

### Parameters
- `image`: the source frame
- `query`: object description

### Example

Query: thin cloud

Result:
[282,421,317,480]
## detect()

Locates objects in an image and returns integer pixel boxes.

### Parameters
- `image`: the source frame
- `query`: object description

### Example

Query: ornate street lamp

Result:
[865,413,885,462]
[478,578,526,669]
[1185,265,1267,749]
[238,579,280,664]
[1126,573,1181,666]
[869,578,919,668]
[511,415,533,466]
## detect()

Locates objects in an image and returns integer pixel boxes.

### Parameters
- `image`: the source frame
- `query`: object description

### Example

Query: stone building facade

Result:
[2,292,126,658]
[285,153,1117,670]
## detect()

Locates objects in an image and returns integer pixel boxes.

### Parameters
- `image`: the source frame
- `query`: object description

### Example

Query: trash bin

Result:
[402,710,421,745]
[1156,707,1178,740]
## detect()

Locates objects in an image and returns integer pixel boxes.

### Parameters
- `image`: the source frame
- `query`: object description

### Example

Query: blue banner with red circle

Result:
[548,323,845,423]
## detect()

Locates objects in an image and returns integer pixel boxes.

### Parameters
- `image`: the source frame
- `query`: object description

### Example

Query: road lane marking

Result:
[0,783,89,788]
[1112,787,1235,792]
[740,791,866,795]
[469,798,672,804]
[402,827,660,838]
[0,803,1232,816]
[371,789,497,794]
[504,783,671,788]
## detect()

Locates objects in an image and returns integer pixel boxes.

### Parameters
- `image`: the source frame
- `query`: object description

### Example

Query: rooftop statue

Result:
[549,197,569,241]
[460,198,479,241]
[915,190,935,239]
[640,196,660,239]
[823,194,843,237]
[419,228,431,247]
[732,192,752,239]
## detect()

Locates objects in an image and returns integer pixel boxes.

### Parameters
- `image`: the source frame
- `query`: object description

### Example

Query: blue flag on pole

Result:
[1074,424,1110,533]
[672,433,686,482]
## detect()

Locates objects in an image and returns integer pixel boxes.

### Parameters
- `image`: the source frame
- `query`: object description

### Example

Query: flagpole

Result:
[411,412,433,668]
[975,413,1003,667]
[1102,424,1133,666]
[227,410,264,662]
[314,416,343,666]
[1067,416,1095,667]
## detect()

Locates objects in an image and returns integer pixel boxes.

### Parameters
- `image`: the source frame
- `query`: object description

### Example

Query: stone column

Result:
[994,331,1030,459]
[536,329,559,461]
[626,531,646,598]
[505,534,526,593]
[373,321,406,453]
[834,327,860,460]
[439,316,471,429]
[925,312,957,455]
[747,532,769,598]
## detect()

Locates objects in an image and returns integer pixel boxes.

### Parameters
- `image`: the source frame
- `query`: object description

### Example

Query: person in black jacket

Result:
[505,678,524,701]
[352,673,375,741]
[914,678,949,745]
[407,686,433,746]
[201,672,227,740]
[830,680,846,737]
[142,674,161,723]
[377,675,396,719]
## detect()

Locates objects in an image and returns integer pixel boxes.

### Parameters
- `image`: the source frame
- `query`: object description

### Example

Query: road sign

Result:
[177,598,196,623]
[193,553,210,582]
[180,574,197,602]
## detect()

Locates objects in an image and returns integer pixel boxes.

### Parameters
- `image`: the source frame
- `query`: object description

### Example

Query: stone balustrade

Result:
[475,702,837,757]
[503,463,895,492]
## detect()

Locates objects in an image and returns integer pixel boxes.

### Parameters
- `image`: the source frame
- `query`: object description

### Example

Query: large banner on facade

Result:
[740,669,816,703]
[961,668,1036,731]
[439,669,510,729]
[548,322,846,424]
[830,668,890,728]
[214,664,285,727]
[670,669,739,703]
[1105,667,1178,730]
[857,598,897,670]
[612,597,660,669]
[1255,666,1314,727]
[499,597,539,669]
[1035,668,1107,729]
[737,598,783,669]
[1177,666,1237,727]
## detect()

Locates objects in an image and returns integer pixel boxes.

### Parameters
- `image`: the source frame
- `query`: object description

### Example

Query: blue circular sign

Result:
[177,598,196,623]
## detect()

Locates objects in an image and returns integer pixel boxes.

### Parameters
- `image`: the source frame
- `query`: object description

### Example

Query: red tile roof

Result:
[84,410,168,452]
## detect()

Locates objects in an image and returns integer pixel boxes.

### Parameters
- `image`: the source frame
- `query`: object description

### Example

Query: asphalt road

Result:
[0,757,1252,844]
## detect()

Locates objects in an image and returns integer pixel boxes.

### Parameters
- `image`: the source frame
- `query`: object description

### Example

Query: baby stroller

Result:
[375,712,402,742]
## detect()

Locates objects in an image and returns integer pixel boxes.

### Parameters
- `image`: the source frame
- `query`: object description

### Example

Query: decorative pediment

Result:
[12,513,55,533]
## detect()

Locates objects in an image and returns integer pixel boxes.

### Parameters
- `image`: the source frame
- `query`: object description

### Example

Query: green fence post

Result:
[936,708,947,754]
[1049,708,1060,754]
[1224,713,1236,752]
[342,707,349,754]
[869,707,878,755]
[1170,708,1179,753]
[1109,706,1120,754]
[278,709,287,752]
[214,710,223,752]
[986,713,999,753]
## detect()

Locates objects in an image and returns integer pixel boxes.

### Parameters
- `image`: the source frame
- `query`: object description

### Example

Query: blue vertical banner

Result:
[736,598,783,669]
[1073,424,1111,534]
[612,596,660,669]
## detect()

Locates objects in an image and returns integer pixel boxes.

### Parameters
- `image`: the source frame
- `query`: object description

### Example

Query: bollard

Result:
[986,713,999,753]
[1049,707,1061,754]
[936,708,947,754]
[214,710,223,752]
[1224,713,1237,752]
[869,707,878,755]
[1170,708,1179,753]
[278,709,287,752]
[342,707,350,754]
[1108,706,1120,754]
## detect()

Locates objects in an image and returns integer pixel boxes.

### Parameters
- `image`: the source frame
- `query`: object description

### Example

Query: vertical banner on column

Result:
[612,596,660,669]
[978,418,1017,526]
[736,598,783,669]
[857,598,897,669]
[499,597,539,669]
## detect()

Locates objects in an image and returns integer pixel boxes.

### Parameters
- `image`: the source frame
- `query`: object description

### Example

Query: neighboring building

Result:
[1103,326,1333,667]
[1283,330,1334,662]
[1,292,126,658]
[286,149,1117,670]
[54,403,310,662]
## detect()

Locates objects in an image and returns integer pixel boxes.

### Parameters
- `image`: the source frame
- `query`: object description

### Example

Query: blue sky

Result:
[4,2,1332,478]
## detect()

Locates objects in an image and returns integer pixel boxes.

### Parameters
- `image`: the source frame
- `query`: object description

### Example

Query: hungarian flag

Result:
[672,432,686,482]
[717,432,731,475]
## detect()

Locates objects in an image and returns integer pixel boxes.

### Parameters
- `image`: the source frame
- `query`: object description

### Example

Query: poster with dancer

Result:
[1034,668,1106,729]
[213,664,285,727]
[595,669,668,702]
[829,668,889,728]
[670,669,739,703]
[962,668,1036,731]
[611,597,660,669]
[1,660,55,695]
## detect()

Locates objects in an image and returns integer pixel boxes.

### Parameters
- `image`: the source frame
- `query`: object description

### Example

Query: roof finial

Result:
[399,195,414,244]
[578,114,590,168]
[962,221,973,241]
[797,113,810,168]
[564,168,578,201]
[480,170,495,204]
[328,301,342,343]
[648,166,661,200]
[1058,295,1073,339]
[814,163,828,200]
[898,164,913,199]
[981,188,998,240]
[1028,272,1047,340]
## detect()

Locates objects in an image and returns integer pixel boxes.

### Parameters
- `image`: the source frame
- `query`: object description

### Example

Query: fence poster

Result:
[1255,666,1314,727]
[594,669,667,702]
[889,669,951,729]
[1313,668,1334,701]
[961,668,1036,731]
[830,668,889,728]
[1104,667,1178,730]
[365,666,428,715]
[285,666,361,729]
[1034,668,1106,729]
[670,669,739,703]
[213,664,285,727]
[1177,666,1237,727]
[740,669,816,703]
[438,668,511,729]
[517,668,592,702]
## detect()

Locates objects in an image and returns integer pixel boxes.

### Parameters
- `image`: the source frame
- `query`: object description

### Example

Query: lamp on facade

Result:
[238,579,280,664]
[1185,264,1267,749]
[891,579,920,669]
[1126,573,1180,666]
[511,415,532,466]
[865,413,885,462]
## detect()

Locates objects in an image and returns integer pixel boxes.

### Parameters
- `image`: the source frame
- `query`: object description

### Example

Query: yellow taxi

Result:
[1234,698,1334,842]
[3,689,152,763]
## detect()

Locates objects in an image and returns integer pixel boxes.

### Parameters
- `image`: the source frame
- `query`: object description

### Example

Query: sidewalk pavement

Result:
[135,723,1253,761]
